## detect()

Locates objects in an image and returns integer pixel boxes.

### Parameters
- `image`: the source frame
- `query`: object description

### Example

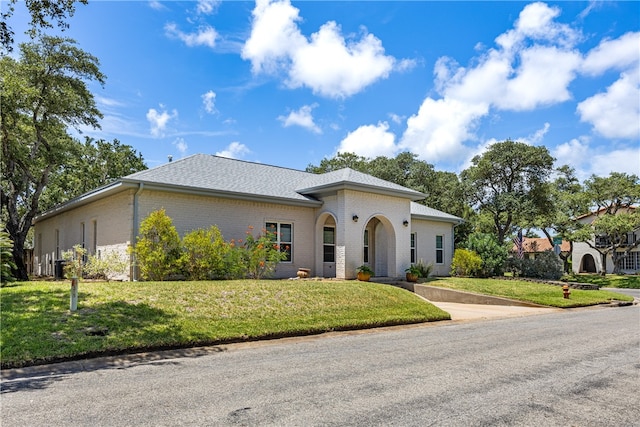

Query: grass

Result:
[427,277,635,307]
[564,274,640,289]
[0,279,450,368]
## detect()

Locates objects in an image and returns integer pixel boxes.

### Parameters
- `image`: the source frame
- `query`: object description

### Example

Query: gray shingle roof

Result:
[296,168,425,200]
[123,154,318,204]
[123,154,426,203]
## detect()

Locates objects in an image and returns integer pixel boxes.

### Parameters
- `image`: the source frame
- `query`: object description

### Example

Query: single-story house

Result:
[572,208,640,274]
[32,154,463,280]
[511,237,570,260]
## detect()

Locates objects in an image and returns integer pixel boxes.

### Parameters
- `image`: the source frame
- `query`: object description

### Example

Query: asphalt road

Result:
[2,304,639,426]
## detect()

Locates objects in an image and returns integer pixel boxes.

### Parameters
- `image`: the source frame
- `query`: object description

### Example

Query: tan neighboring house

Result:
[572,208,640,274]
[32,154,463,280]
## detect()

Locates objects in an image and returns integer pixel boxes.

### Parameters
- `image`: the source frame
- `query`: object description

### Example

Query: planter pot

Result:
[297,268,311,279]
[405,273,419,282]
[357,272,371,282]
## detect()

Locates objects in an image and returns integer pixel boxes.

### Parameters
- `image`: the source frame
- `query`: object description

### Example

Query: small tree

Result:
[62,244,86,278]
[132,209,181,281]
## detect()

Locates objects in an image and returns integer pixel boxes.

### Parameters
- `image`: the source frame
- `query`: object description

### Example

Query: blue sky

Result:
[9,1,640,179]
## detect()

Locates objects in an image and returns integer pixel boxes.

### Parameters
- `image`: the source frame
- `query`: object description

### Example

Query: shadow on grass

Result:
[1,288,202,370]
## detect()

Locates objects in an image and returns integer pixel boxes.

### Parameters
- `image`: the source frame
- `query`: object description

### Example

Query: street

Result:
[2,304,639,426]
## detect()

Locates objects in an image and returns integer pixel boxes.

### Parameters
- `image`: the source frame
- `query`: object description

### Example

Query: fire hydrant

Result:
[562,284,571,299]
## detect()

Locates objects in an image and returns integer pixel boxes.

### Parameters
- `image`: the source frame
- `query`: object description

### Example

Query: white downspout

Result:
[131,183,144,281]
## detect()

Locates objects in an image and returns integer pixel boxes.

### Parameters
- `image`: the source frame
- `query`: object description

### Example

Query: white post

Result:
[70,277,78,311]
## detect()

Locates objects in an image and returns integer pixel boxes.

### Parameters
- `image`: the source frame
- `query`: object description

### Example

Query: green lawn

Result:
[0,279,449,368]
[564,274,640,289]
[428,277,635,307]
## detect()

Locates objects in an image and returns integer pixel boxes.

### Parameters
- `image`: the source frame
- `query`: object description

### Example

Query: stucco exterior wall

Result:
[319,189,412,279]
[136,190,316,279]
[411,219,455,276]
[33,190,134,276]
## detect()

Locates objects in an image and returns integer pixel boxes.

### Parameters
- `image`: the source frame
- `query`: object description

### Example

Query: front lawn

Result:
[564,274,640,289]
[0,279,449,368]
[428,277,635,307]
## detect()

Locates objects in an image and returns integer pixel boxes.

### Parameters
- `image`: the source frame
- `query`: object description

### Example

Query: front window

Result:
[363,229,369,263]
[436,235,444,264]
[323,227,335,262]
[266,222,293,262]
[410,233,417,264]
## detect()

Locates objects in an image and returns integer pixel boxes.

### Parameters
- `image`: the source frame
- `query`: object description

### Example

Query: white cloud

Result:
[495,2,580,52]
[197,0,220,15]
[553,138,640,179]
[146,106,178,137]
[278,104,321,134]
[202,90,217,114]
[148,1,165,11]
[399,2,591,166]
[337,122,397,158]
[165,23,217,48]
[581,32,640,76]
[577,69,640,139]
[399,97,488,164]
[172,137,188,154]
[242,0,402,98]
[216,142,251,159]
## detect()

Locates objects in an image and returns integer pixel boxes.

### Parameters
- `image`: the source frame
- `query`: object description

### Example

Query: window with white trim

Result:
[266,222,292,262]
[363,229,369,263]
[323,227,335,262]
[436,235,444,264]
[410,233,417,264]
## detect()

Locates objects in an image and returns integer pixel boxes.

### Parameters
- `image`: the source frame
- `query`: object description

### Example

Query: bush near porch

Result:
[0,280,450,369]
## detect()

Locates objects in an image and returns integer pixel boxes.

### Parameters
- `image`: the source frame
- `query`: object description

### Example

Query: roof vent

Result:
[168,155,173,162]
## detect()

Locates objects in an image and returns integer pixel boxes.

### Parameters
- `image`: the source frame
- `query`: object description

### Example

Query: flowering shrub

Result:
[240,227,288,279]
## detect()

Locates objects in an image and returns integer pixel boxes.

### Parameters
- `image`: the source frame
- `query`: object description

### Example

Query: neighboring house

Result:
[572,208,640,274]
[32,154,463,280]
[511,237,570,260]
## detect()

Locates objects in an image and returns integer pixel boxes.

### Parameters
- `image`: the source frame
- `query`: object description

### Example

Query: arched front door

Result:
[363,216,397,278]
[580,254,597,273]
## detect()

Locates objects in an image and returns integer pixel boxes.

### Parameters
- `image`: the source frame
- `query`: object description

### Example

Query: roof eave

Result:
[298,182,425,201]
[411,213,464,224]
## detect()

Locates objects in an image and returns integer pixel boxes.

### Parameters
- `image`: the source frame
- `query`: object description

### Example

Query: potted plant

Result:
[405,265,421,282]
[356,265,374,281]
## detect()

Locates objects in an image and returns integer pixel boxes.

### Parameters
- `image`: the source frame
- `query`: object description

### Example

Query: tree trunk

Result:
[11,233,28,280]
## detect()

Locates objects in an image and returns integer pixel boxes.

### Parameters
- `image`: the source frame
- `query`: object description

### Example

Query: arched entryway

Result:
[315,212,338,278]
[580,254,597,273]
[363,215,397,277]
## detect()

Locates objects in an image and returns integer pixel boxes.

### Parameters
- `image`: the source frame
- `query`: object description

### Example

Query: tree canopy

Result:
[460,140,555,244]
[1,36,104,279]
[1,0,87,51]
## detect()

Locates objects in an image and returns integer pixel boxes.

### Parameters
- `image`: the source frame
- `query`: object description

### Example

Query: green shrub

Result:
[180,226,229,280]
[132,209,181,281]
[465,233,508,277]
[507,251,564,280]
[84,250,129,281]
[451,249,483,277]
[415,259,433,278]
[1,230,16,284]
